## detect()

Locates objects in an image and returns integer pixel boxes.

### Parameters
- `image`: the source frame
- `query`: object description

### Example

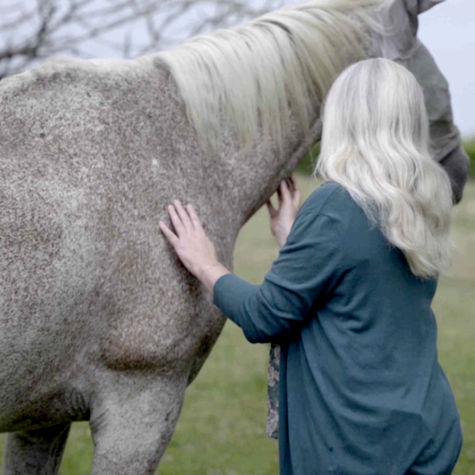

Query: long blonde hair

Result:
[315,58,453,278]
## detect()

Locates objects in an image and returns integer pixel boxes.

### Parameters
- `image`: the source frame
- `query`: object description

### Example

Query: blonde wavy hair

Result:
[315,58,453,278]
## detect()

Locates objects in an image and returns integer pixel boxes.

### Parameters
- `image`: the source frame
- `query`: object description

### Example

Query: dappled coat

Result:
[0,0,468,473]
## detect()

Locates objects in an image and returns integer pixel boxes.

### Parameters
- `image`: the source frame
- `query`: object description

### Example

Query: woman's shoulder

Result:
[300,180,354,218]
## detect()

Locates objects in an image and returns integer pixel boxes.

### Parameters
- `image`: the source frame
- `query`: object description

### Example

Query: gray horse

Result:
[0,0,468,473]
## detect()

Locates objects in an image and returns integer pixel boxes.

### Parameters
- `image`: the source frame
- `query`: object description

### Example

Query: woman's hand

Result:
[159,200,230,293]
[266,175,301,248]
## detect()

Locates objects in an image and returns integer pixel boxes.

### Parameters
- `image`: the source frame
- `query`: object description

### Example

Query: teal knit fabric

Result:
[213,182,462,475]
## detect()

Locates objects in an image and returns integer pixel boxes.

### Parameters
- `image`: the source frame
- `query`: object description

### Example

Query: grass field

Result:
[1,176,474,474]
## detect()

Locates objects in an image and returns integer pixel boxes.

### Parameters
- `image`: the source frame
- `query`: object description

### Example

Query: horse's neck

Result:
[152,61,320,237]
[219,117,323,232]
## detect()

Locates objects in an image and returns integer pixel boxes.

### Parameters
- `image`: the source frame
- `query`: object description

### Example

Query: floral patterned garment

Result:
[266,343,280,438]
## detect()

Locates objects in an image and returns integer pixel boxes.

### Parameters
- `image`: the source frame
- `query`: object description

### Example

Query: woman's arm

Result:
[158,176,301,291]
[159,177,342,343]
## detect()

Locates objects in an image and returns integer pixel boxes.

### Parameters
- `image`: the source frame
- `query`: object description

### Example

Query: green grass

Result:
[1,177,474,474]
[463,140,475,179]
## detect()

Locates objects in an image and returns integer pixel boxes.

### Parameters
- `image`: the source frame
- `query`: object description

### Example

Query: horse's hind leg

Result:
[3,423,70,475]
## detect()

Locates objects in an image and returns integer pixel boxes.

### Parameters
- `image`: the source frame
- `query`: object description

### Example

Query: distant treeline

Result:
[296,141,475,178]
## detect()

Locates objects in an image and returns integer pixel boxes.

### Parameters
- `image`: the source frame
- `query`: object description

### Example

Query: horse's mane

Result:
[157,0,384,153]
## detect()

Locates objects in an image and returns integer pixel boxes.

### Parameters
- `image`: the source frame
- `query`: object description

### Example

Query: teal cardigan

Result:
[213,182,462,475]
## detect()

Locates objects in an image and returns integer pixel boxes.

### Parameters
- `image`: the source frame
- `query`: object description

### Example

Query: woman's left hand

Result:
[159,200,230,292]
[266,174,301,248]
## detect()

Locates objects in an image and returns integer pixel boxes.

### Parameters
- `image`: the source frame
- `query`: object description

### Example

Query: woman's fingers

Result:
[173,200,193,230]
[287,174,299,194]
[285,175,301,206]
[186,204,202,230]
[280,180,288,197]
[270,175,302,210]
[280,179,291,203]
[168,204,185,235]
[266,199,277,217]
[291,175,301,205]
[275,177,297,208]
[162,201,206,239]
[285,176,294,193]
[166,200,196,236]
[159,220,179,246]
[289,174,297,192]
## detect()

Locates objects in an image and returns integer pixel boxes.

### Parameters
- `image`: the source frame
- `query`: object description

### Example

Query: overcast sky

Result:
[417,0,475,139]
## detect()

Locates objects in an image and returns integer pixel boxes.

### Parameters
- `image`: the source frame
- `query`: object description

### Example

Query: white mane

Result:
[157,0,384,153]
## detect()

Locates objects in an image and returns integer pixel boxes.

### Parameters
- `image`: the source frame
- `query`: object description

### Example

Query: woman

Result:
[159,58,462,474]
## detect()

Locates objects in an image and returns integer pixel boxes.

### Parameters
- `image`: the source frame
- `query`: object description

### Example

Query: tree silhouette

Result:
[0,0,285,78]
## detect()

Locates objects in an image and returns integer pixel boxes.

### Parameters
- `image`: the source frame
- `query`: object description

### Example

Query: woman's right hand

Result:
[266,175,301,248]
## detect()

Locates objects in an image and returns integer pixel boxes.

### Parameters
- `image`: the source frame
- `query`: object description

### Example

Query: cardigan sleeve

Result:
[213,212,344,343]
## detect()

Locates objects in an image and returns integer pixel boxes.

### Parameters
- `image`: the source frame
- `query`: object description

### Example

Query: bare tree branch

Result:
[0,0,287,79]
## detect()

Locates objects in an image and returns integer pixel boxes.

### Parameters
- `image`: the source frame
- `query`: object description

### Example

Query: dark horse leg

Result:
[3,423,71,475]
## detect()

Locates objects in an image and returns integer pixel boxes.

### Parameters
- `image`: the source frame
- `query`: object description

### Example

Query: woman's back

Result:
[277,181,461,474]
